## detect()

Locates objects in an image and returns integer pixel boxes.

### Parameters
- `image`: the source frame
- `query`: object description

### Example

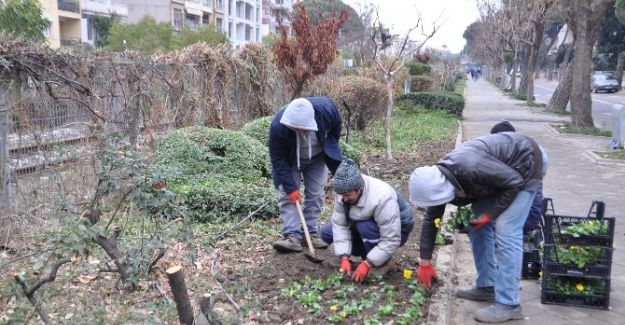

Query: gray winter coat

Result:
[419,132,543,259]
[331,175,401,267]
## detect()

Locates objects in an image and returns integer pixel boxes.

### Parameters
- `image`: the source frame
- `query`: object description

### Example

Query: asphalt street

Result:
[533,79,625,128]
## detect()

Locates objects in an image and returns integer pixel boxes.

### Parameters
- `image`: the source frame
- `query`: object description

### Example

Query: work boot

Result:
[456,286,495,302]
[303,233,329,249]
[474,302,524,323]
[273,235,303,253]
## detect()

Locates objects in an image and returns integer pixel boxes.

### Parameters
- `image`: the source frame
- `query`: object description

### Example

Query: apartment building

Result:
[39,0,128,48]
[260,0,292,36]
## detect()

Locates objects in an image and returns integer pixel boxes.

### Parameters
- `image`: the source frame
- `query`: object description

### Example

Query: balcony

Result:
[60,38,81,47]
[58,0,80,13]
[81,0,128,17]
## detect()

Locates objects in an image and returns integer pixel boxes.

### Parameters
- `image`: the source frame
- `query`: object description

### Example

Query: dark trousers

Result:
[320,219,412,259]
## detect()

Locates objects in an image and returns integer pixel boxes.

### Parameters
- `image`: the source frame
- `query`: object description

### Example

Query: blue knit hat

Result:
[334,159,364,194]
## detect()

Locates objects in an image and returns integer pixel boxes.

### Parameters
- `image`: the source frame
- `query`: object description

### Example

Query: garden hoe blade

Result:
[295,201,323,264]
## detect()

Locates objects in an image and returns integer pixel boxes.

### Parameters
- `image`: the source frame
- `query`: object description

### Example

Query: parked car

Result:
[591,74,620,93]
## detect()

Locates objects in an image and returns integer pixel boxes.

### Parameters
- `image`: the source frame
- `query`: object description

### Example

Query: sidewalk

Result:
[433,79,625,324]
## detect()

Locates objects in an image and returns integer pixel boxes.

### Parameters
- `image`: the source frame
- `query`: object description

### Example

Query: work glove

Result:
[417,263,438,288]
[470,213,492,232]
[288,190,302,204]
[351,260,372,283]
[339,256,352,275]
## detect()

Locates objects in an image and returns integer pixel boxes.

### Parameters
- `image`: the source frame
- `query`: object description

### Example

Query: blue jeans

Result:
[276,154,328,239]
[469,191,536,306]
[319,219,411,260]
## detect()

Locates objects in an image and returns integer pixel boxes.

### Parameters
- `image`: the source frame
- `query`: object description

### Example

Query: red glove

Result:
[287,190,302,204]
[470,213,492,231]
[417,263,438,288]
[340,256,352,275]
[351,260,372,283]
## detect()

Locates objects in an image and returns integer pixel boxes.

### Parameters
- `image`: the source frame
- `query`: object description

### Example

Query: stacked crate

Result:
[541,200,614,309]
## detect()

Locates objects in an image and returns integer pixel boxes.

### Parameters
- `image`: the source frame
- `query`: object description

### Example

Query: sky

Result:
[341,0,481,53]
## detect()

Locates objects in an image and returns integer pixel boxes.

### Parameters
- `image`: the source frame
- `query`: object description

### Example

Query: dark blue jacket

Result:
[269,96,343,194]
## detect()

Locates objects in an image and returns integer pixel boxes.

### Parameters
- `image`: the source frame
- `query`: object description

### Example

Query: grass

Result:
[454,78,466,96]
[348,107,458,155]
[596,150,625,160]
[556,123,612,137]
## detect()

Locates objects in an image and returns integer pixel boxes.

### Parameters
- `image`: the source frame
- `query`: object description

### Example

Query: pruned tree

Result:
[567,0,614,128]
[0,0,50,42]
[273,1,349,99]
[371,9,439,160]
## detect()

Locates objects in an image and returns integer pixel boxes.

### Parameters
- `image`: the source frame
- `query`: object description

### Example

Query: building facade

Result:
[260,0,292,36]
[39,0,128,48]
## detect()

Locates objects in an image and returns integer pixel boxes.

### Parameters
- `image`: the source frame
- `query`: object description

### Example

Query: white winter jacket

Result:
[331,175,401,267]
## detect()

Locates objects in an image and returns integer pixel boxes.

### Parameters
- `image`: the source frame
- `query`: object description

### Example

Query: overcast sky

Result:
[342,0,481,53]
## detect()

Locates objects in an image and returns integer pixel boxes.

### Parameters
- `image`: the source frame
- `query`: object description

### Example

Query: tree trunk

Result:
[569,0,612,128]
[616,52,625,91]
[384,75,394,161]
[519,47,530,94]
[167,265,195,325]
[547,63,574,112]
[527,21,545,106]
[510,53,519,92]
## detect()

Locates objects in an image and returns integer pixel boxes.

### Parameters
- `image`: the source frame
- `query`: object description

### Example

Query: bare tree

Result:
[567,0,614,128]
[371,9,439,160]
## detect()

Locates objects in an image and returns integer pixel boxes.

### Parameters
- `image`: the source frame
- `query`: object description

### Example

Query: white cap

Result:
[280,98,318,131]
[409,166,456,207]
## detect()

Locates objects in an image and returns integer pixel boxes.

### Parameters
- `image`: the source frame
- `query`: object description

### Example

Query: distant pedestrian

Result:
[269,97,343,253]
[410,132,543,323]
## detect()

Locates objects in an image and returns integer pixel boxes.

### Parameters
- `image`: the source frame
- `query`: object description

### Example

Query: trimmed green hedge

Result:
[399,92,465,117]
[155,126,277,222]
[241,116,272,146]
[410,75,434,92]
[406,61,432,76]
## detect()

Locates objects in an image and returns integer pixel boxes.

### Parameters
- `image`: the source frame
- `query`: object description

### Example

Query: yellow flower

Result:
[539,271,543,278]
[434,218,441,229]
[329,305,338,312]
[403,269,414,279]
[576,283,585,292]
[341,311,347,318]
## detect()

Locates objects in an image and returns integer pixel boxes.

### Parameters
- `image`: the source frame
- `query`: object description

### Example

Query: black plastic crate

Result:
[541,276,610,310]
[543,244,612,278]
[543,214,615,247]
[522,249,542,279]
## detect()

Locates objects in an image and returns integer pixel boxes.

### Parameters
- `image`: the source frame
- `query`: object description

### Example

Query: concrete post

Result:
[0,85,9,205]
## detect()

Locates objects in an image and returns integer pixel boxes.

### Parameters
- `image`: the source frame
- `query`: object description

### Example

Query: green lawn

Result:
[348,107,458,155]
[597,150,625,160]
[557,123,612,137]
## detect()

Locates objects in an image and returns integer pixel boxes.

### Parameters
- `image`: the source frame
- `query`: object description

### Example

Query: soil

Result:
[0,140,454,324]
[211,140,455,324]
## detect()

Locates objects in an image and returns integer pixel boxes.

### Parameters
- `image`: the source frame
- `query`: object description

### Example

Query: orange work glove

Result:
[417,263,438,288]
[470,213,492,231]
[287,190,302,204]
[339,256,352,275]
[351,260,372,283]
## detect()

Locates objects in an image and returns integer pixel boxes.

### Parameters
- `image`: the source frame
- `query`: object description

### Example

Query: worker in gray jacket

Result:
[409,132,543,323]
[320,159,414,283]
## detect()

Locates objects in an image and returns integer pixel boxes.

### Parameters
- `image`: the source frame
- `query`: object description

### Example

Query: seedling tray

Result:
[522,249,541,279]
[541,276,610,310]
[543,245,612,278]
[543,214,615,247]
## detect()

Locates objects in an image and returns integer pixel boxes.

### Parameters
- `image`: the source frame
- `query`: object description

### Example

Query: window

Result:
[216,17,223,31]
[173,8,184,31]
[216,0,223,10]
[185,13,199,30]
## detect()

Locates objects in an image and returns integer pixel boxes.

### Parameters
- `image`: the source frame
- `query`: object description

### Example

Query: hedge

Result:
[155,126,277,221]
[406,61,432,76]
[398,91,465,117]
[410,75,434,92]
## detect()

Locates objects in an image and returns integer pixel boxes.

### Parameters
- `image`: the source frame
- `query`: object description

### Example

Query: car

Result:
[591,74,620,93]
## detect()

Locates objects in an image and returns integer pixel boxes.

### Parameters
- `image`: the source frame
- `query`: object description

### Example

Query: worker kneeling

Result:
[320,159,415,283]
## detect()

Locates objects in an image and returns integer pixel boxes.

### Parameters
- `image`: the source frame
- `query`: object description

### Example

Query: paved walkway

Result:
[433,79,625,324]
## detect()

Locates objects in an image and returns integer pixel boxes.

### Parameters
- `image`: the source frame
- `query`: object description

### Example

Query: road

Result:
[533,79,625,128]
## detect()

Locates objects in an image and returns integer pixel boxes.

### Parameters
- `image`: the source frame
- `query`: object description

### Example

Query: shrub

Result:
[410,75,434,92]
[331,76,387,131]
[399,91,465,117]
[340,140,363,165]
[241,116,272,146]
[155,126,277,221]
[406,61,432,76]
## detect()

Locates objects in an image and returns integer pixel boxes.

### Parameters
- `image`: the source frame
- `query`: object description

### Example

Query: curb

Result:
[583,149,625,165]
[544,123,612,140]
[426,120,464,325]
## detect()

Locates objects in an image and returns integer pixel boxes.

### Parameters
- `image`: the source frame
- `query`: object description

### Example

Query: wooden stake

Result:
[166,265,194,325]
